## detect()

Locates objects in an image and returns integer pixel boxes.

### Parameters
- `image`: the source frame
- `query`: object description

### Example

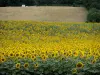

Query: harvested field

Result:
[0,6,87,22]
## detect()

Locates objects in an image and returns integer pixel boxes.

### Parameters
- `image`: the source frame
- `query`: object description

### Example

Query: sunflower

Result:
[91,59,96,64]
[24,63,29,68]
[41,55,47,61]
[51,53,57,58]
[73,51,79,57]
[1,52,5,56]
[0,57,6,63]
[15,53,20,57]
[76,62,84,69]
[72,68,77,74]
[79,51,85,58]
[9,53,14,57]
[34,63,38,68]
[21,54,25,58]
[31,55,36,61]
[16,63,20,69]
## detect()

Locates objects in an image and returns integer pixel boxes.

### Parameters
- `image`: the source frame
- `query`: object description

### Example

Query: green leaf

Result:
[88,69,100,73]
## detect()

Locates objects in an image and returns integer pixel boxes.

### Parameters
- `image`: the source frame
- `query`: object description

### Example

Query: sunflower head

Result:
[34,63,39,69]
[73,51,79,57]
[31,55,36,61]
[42,55,47,61]
[72,68,77,74]
[16,63,20,69]
[21,54,25,58]
[76,62,84,69]
[0,57,6,63]
[91,59,96,64]
[15,53,20,57]
[24,63,29,68]
[9,53,14,57]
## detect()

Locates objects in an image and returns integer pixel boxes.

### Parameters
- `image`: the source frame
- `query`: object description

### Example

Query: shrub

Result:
[87,8,100,22]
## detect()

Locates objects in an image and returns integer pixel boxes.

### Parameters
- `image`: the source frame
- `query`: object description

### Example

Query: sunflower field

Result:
[0,21,100,75]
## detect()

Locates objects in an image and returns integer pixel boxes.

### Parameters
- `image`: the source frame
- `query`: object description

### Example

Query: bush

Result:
[87,8,100,22]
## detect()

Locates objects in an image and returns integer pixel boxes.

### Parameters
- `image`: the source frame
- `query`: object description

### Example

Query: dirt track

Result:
[0,6,87,22]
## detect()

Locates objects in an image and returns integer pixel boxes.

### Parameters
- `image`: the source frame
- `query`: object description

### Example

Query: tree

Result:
[87,8,100,22]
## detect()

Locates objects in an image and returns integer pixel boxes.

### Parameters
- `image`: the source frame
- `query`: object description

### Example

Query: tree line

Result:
[0,0,83,7]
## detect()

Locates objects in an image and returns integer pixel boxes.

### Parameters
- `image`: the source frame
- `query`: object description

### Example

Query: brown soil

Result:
[0,6,87,22]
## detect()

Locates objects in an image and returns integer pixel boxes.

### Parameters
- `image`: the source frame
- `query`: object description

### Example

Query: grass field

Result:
[0,6,87,22]
[0,21,100,75]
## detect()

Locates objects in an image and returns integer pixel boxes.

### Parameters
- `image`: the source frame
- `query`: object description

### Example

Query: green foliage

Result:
[87,8,100,22]
[0,21,100,75]
[0,0,83,6]
[82,0,100,10]
[82,0,100,22]
[1,21,100,37]
[1,0,100,7]
[0,57,100,75]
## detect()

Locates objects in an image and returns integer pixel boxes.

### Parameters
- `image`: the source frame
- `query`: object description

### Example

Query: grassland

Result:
[0,21,100,75]
[0,6,87,22]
